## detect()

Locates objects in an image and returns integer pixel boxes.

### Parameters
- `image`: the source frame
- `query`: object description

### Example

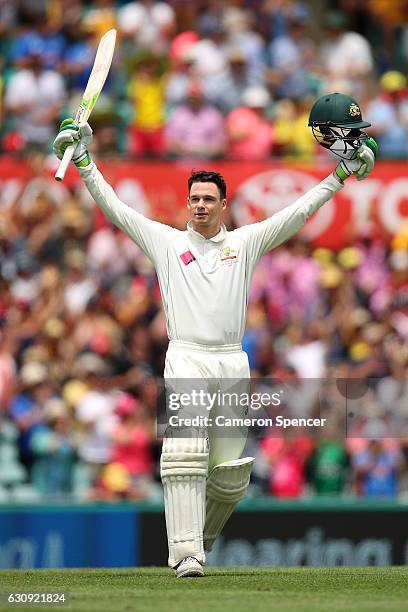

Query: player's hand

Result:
[334,137,377,182]
[53,118,93,168]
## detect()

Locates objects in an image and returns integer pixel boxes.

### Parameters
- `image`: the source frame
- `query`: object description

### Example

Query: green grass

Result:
[1,567,408,612]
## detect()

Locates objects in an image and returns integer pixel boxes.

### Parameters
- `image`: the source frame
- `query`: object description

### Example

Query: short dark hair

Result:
[188,170,227,199]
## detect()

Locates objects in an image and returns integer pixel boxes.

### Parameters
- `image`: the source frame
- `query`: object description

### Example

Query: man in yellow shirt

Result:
[274,97,317,161]
[128,56,166,157]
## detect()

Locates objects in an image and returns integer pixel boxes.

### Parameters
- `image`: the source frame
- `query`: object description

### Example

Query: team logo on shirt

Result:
[349,103,361,117]
[220,246,239,266]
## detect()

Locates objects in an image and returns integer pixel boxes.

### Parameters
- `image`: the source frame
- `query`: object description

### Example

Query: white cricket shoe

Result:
[176,556,204,578]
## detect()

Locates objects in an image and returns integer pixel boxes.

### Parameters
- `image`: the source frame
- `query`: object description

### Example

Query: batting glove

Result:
[53,118,93,168]
[334,137,378,182]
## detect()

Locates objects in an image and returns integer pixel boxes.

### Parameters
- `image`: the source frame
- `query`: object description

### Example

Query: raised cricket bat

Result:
[55,28,117,181]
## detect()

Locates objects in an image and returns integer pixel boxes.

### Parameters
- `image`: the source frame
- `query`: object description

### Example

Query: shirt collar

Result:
[186,221,227,243]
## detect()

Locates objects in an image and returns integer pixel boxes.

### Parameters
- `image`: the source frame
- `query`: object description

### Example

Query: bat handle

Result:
[55,144,76,181]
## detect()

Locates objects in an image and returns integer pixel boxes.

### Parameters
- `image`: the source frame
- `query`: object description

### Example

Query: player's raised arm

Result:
[236,93,377,261]
[53,119,178,264]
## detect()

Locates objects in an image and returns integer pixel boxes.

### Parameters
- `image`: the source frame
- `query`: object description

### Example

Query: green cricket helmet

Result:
[308,92,371,159]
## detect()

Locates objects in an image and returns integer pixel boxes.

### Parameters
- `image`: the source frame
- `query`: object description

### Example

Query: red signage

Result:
[1,158,406,249]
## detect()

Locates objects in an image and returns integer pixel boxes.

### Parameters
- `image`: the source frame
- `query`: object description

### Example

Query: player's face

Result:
[187,182,226,236]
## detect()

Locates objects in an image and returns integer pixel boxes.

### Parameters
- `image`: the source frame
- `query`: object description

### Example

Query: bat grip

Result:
[55,144,76,181]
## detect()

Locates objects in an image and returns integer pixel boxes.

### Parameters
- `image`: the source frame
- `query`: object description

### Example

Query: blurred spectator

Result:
[60,20,96,94]
[222,7,266,83]
[36,9,66,72]
[352,439,404,497]
[260,0,310,40]
[273,97,317,159]
[109,392,155,498]
[353,235,390,316]
[74,353,116,477]
[0,328,16,410]
[11,4,46,70]
[63,249,98,316]
[127,55,166,157]
[0,411,26,492]
[308,434,349,495]
[285,322,327,378]
[30,398,77,496]
[165,46,196,108]
[366,71,408,159]
[196,0,225,39]
[9,362,53,475]
[11,4,65,72]
[82,0,117,41]
[118,0,176,55]
[0,66,3,135]
[226,86,274,160]
[165,79,226,158]
[4,41,65,151]
[319,11,374,98]
[267,12,315,99]
[206,47,262,114]
[262,434,313,498]
[367,0,408,71]
[187,23,227,81]
[0,0,17,39]
[165,52,198,116]
[90,461,136,499]
[250,240,321,327]
[168,29,198,63]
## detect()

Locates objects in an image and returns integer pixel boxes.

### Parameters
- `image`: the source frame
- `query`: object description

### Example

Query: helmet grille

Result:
[311,125,369,159]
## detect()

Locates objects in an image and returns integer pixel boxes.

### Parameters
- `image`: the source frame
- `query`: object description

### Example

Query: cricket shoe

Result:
[175,556,204,578]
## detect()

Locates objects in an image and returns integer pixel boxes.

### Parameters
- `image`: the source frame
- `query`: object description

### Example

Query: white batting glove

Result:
[53,118,93,168]
[334,138,377,182]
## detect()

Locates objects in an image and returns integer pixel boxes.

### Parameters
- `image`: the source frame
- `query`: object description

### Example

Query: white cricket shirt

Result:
[79,163,343,347]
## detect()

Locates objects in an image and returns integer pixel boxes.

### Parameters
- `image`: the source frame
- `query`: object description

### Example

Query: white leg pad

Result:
[204,456,254,552]
[160,431,209,567]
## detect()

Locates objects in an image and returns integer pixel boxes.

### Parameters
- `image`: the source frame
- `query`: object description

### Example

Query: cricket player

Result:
[53,92,376,577]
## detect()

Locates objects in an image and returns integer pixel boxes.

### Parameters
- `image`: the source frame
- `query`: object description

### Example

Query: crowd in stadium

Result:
[1,0,408,158]
[0,0,407,502]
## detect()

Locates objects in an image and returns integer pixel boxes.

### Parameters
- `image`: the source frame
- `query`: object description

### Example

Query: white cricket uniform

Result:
[79,162,343,345]
[79,162,343,567]
[79,163,343,459]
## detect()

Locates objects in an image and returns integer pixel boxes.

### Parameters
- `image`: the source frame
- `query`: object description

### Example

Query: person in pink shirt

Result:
[165,80,226,158]
[262,434,313,498]
[226,86,275,160]
[109,392,155,498]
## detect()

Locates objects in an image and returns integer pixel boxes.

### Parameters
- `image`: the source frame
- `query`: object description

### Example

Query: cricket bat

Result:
[55,28,117,181]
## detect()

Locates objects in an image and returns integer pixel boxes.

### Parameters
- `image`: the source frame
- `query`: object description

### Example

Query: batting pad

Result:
[204,456,254,552]
[160,431,209,567]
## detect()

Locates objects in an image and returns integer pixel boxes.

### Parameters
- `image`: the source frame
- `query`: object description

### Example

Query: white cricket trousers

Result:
[163,340,251,470]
